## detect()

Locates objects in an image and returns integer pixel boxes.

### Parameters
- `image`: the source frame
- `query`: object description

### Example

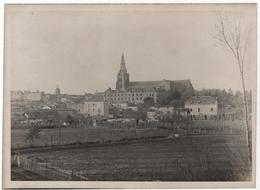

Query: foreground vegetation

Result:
[12,135,251,181]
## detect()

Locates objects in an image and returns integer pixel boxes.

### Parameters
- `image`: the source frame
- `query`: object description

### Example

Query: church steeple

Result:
[120,52,127,72]
[116,52,130,91]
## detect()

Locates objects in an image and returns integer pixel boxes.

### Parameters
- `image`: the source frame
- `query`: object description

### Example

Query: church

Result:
[104,53,194,107]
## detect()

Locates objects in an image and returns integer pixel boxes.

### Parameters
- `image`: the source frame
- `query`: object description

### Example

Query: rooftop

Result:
[185,96,217,105]
[85,94,104,102]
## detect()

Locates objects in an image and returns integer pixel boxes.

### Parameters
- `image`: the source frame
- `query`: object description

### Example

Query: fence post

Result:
[17,151,21,167]
[50,135,53,146]
[58,126,62,146]
[45,161,48,178]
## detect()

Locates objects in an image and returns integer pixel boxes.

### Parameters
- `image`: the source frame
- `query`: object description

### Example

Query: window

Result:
[198,108,200,112]
[93,108,95,112]
[190,108,192,112]
[211,108,214,112]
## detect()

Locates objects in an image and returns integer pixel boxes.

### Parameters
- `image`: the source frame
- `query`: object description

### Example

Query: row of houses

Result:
[11,90,45,102]
[11,88,219,119]
[66,94,218,119]
[11,95,220,128]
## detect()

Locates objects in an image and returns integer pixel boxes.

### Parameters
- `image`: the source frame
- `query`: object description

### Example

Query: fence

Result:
[11,120,249,149]
[12,154,87,180]
[11,126,168,149]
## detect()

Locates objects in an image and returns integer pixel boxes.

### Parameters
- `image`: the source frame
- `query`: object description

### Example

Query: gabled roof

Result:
[85,94,104,102]
[128,79,193,90]
[172,80,193,87]
[129,81,162,88]
[185,96,217,105]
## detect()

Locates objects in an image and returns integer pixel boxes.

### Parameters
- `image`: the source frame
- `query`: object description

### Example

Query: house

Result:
[158,106,174,115]
[126,105,138,111]
[175,108,189,117]
[55,108,78,119]
[24,91,44,101]
[104,88,157,106]
[185,96,218,118]
[112,102,128,109]
[11,90,45,102]
[24,109,59,124]
[11,91,24,102]
[80,94,109,117]
[147,111,158,121]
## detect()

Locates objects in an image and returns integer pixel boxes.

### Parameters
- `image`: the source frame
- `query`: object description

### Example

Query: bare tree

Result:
[213,13,252,161]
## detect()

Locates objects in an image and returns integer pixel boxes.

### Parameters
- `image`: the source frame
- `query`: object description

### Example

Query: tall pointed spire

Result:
[120,52,127,71]
[116,52,130,91]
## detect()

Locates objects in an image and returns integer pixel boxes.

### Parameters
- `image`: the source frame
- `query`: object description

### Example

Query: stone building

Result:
[78,94,109,117]
[23,91,44,102]
[185,96,218,117]
[104,53,194,106]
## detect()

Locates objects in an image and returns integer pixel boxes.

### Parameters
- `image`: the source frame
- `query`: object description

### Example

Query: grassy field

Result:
[20,135,251,181]
[11,126,167,149]
[11,120,247,149]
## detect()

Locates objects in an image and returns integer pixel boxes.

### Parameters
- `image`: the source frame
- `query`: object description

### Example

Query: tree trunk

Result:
[241,72,251,162]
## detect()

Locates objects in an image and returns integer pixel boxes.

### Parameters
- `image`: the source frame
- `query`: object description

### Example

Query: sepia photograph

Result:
[3,3,257,188]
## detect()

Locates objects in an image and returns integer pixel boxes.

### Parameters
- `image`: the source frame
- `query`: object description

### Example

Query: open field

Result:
[11,126,167,149]
[11,120,252,181]
[14,135,251,181]
[11,120,247,149]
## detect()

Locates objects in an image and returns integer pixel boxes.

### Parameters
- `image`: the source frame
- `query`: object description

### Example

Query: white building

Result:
[23,91,44,101]
[79,95,109,117]
[104,88,157,106]
[158,106,174,115]
[147,111,158,121]
[185,96,218,117]
[11,91,24,101]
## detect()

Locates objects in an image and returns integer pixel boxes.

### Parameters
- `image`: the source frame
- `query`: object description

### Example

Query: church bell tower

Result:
[116,53,129,91]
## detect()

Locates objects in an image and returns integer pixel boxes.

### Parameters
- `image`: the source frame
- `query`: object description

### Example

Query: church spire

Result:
[120,52,127,72]
[116,52,130,91]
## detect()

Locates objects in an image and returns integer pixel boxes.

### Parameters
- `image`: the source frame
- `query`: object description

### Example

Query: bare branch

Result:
[213,12,252,161]
[241,25,252,73]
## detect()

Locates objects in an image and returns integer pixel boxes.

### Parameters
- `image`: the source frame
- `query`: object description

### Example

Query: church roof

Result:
[185,96,217,105]
[128,81,162,88]
[172,80,193,87]
[128,79,192,89]
[85,94,104,102]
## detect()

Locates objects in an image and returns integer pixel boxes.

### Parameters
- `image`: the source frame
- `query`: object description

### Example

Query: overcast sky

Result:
[5,4,256,94]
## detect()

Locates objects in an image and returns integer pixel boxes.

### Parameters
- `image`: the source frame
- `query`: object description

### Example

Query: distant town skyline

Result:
[6,4,256,95]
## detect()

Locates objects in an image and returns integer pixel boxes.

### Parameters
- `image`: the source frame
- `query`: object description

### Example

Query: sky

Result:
[5,4,257,95]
